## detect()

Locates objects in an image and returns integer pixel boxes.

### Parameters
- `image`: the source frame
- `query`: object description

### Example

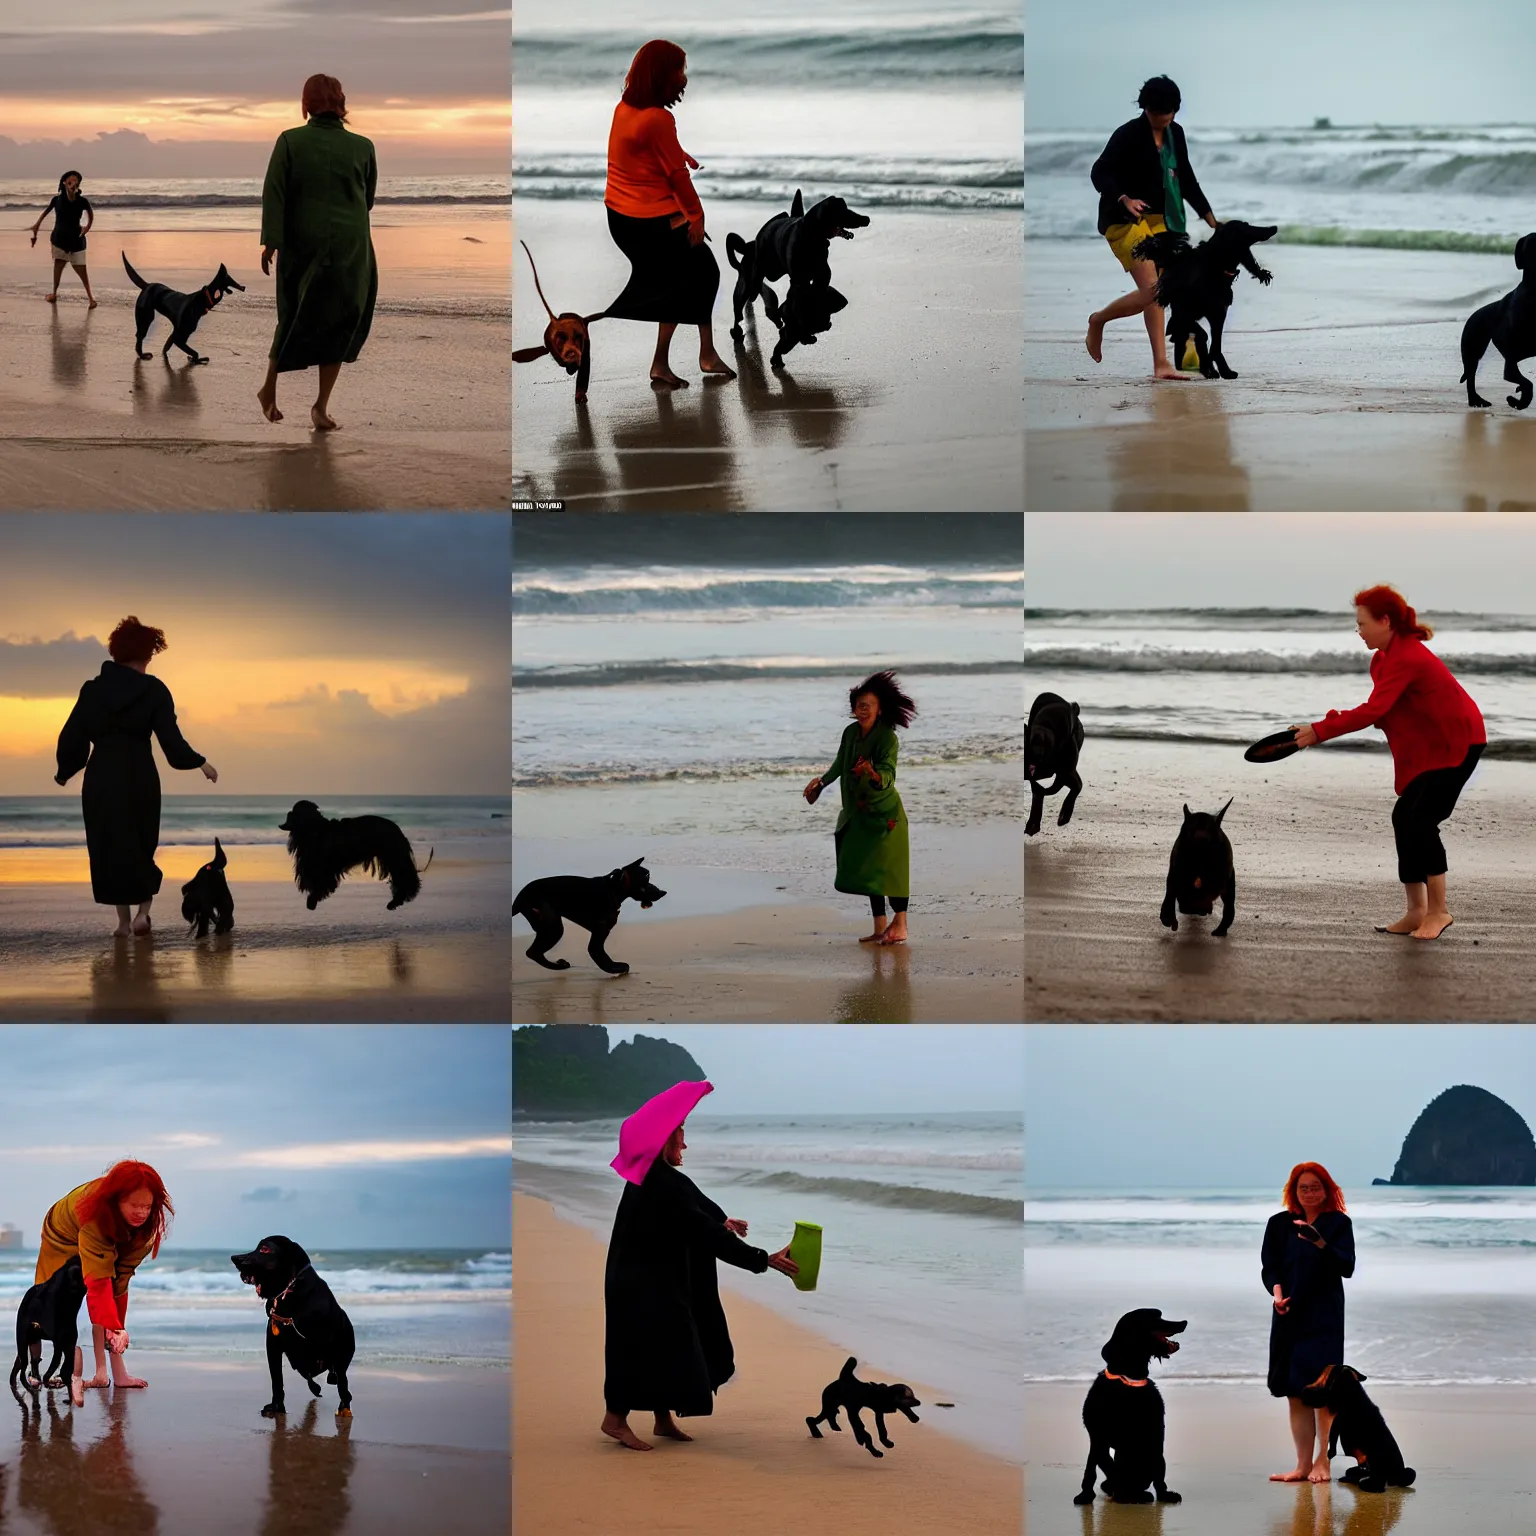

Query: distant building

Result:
[0,1224,22,1251]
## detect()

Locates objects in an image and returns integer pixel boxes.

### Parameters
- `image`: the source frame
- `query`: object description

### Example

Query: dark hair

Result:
[1354,584,1433,642]
[1137,75,1181,112]
[58,170,83,193]
[622,40,687,110]
[107,616,168,666]
[849,670,917,730]
[302,73,348,122]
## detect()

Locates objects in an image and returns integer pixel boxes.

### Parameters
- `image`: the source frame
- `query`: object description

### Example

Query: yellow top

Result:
[35,1179,153,1296]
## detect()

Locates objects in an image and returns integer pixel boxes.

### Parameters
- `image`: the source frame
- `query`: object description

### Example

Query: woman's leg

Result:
[1391,759,1475,939]
[113,904,133,938]
[698,323,735,377]
[651,323,686,388]
[74,262,97,307]
[860,894,889,943]
[312,362,342,431]
[1087,258,1183,379]
[83,1324,112,1388]
[1269,1396,1315,1480]
[47,259,66,300]
[879,896,909,944]
[257,359,283,422]
[1307,1406,1333,1482]
[108,1291,146,1387]
[600,1408,654,1451]
[131,899,152,938]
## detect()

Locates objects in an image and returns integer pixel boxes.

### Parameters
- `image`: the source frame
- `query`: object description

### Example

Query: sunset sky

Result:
[0,514,510,796]
[0,1,510,175]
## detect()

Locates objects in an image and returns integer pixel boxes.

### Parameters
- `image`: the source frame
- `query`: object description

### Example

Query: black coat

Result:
[1090,116,1212,235]
[1262,1210,1355,1397]
[55,662,206,906]
[603,1158,769,1417]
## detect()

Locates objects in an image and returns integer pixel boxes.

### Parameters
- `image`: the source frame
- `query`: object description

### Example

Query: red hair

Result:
[1354,584,1433,642]
[302,73,348,122]
[107,616,167,666]
[1282,1161,1347,1217]
[622,40,687,109]
[75,1160,174,1259]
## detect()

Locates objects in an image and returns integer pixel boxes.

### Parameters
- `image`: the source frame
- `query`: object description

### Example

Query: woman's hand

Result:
[688,217,706,248]
[1271,1285,1290,1315]
[1293,1220,1326,1249]
[1120,195,1151,219]
[261,245,277,276]
[766,1245,799,1278]
[684,153,702,170]
[803,776,822,804]
[30,229,38,247]
[853,757,879,782]
[724,1218,748,1236]
[106,1329,129,1354]
[1204,212,1219,229]
[1290,723,1319,749]
[200,761,219,783]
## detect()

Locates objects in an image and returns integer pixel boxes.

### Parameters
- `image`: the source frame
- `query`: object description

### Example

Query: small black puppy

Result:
[512,858,665,975]
[1301,1365,1416,1492]
[180,837,234,938]
[1132,221,1277,379]
[9,1256,85,1396]
[1075,1309,1186,1505]
[1161,799,1235,936]
[231,1236,355,1419]
[122,252,245,364]
[1460,232,1536,409]
[1027,691,1085,837]
[806,1356,920,1459]
[279,801,432,911]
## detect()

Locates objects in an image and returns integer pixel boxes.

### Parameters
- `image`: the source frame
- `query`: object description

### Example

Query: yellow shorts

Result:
[1104,215,1167,273]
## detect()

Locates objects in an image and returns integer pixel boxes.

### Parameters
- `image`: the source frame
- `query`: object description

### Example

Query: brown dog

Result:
[513,240,606,404]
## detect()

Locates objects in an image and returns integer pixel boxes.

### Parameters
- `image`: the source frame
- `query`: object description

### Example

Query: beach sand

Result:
[0,1355,508,1536]
[1026,238,1536,511]
[1026,1380,1536,1534]
[1025,739,1536,1022]
[0,223,509,511]
[513,1194,1022,1536]
[512,199,1022,511]
[0,848,509,1021]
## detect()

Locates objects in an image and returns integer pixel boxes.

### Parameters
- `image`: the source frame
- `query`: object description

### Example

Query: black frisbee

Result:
[1244,728,1301,764]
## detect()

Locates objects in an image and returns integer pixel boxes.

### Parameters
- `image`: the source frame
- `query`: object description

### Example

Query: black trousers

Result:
[1392,744,1483,884]
[870,896,909,917]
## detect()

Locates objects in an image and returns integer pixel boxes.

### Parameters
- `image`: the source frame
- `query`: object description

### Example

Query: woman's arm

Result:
[863,729,898,791]
[55,688,92,785]
[1260,1213,1286,1292]
[150,690,208,772]
[1311,651,1414,743]
[1089,122,1135,206]
[365,146,378,213]
[821,726,851,786]
[81,198,94,237]
[1319,1216,1355,1278]
[646,112,705,223]
[260,134,289,256]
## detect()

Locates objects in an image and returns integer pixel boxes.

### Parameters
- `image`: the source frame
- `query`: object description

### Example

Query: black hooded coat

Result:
[55,661,206,905]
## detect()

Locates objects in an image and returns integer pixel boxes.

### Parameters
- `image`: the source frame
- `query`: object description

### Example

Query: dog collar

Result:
[1103,1371,1149,1387]
[265,1262,312,1326]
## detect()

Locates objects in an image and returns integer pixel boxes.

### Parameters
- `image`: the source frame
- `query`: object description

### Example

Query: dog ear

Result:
[582,311,608,325]
[791,188,805,219]
[1216,797,1233,824]
[1350,1367,1366,1382]
[1519,236,1532,271]
[213,837,227,870]
[1182,803,1192,821]
[514,344,552,363]
[824,286,849,314]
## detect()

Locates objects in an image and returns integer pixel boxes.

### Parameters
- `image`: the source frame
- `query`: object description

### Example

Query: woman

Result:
[602,1080,798,1451]
[29,171,97,308]
[257,74,378,430]
[1292,585,1486,941]
[1263,1162,1355,1484]
[36,1160,175,1401]
[803,670,916,945]
[604,39,735,390]
[1086,76,1217,379]
[55,616,218,938]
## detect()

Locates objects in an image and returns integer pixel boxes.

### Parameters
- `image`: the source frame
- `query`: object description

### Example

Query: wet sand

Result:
[1026,238,1536,511]
[0,223,509,511]
[1027,1380,1535,1535]
[1025,739,1536,1022]
[0,1355,507,1536]
[513,200,1022,511]
[513,1194,1021,1536]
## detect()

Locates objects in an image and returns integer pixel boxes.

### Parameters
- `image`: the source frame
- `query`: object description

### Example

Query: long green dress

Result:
[260,115,378,372]
[821,720,910,898]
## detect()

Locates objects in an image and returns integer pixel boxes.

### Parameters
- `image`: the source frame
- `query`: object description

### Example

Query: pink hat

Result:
[611,1080,713,1185]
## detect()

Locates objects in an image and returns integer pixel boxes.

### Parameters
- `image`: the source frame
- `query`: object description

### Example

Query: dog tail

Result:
[839,1356,858,1380]
[121,252,148,290]
[726,231,749,271]
[417,847,434,877]
[519,240,557,322]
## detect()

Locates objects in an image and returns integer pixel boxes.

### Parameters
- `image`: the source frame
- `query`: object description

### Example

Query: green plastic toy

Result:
[787,1220,822,1292]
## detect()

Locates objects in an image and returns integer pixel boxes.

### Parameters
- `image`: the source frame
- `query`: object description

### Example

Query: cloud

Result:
[240,1185,295,1202]
[0,633,107,698]
[0,1132,223,1159]
[234,1135,513,1168]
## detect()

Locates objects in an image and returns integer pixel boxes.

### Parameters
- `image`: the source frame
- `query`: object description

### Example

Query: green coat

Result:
[261,116,378,372]
[822,721,910,898]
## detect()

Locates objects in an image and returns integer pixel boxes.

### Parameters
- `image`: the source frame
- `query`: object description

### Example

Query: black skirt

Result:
[605,208,720,325]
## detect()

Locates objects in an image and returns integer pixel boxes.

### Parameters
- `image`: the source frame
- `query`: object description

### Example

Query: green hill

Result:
[513,1025,706,1118]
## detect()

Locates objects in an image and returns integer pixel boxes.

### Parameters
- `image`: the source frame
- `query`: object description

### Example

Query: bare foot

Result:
[257,384,283,423]
[699,357,736,378]
[878,919,909,945]
[71,1348,85,1407]
[1268,1468,1310,1482]
[1153,363,1192,380]
[1307,1459,1331,1484]
[311,405,340,431]
[600,1412,653,1451]
[81,1371,111,1389]
[131,913,151,938]
[650,369,689,390]
[653,1413,693,1441]
[859,920,889,944]
[1413,913,1454,940]
[112,922,132,938]
[111,1373,148,1389]
[45,293,57,304]
[1085,313,1103,362]
[88,299,99,310]
[1377,914,1424,934]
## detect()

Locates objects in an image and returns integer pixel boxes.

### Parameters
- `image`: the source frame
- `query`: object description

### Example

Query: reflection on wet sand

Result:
[90,936,172,1023]
[15,1389,160,1536]
[1106,386,1252,510]
[260,1401,355,1536]
[130,356,204,419]
[1458,409,1536,511]
[49,308,91,390]
[832,942,912,1023]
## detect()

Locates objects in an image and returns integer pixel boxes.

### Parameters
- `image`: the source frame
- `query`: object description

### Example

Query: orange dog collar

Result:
[1103,1371,1149,1387]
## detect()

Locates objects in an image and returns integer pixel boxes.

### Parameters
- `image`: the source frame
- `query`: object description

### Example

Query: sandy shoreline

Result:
[513,1193,1021,1536]
[1026,237,1536,510]
[0,1354,507,1536]
[513,200,1022,511]
[1027,1380,1536,1533]
[1025,738,1536,1022]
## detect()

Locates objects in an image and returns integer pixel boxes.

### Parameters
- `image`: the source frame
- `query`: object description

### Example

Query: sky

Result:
[0,1,510,175]
[602,1025,1024,1114]
[1025,1024,1536,1190]
[1027,0,1536,129]
[0,513,510,796]
[1027,512,1536,613]
[0,1024,511,1247]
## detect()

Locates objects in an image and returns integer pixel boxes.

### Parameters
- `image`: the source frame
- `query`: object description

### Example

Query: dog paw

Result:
[1158,1491,1182,1503]
[306,896,318,910]
[1470,394,1491,408]
[609,964,631,976]
[1509,393,1532,411]
[1073,1493,1095,1506]
[336,1407,353,1418]
[261,1403,286,1418]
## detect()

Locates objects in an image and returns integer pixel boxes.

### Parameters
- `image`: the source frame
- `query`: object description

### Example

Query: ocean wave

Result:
[0,194,508,210]
[515,169,1020,211]
[516,572,1024,613]
[1026,606,1536,632]
[1028,1200,1536,1223]
[514,659,1022,688]
[735,1170,1021,1221]
[1276,224,1522,254]
[1026,645,1536,676]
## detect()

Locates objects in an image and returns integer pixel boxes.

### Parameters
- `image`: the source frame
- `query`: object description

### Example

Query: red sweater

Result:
[605,103,704,222]
[1311,634,1485,794]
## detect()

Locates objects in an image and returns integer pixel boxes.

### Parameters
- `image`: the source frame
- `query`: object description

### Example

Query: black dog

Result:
[512,858,666,975]
[513,240,606,404]
[806,1356,920,1459]
[1131,222,1277,379]
[1460,233,1536,409]
[279,801,431,912]
[231,1236,355,1419]
[1075,1309,1186,1505]
[1161,799,1235,936]
[1027,691,1085,837]
[1301,1365,1416,1492]
[122,252,245,364]
[180,837,234,938]
[9,1257,85,1397]
[726,189,870,367]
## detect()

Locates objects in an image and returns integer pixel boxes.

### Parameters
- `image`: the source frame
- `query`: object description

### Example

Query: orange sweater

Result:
[37,1180,153,1329]
[605,102,704,222]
